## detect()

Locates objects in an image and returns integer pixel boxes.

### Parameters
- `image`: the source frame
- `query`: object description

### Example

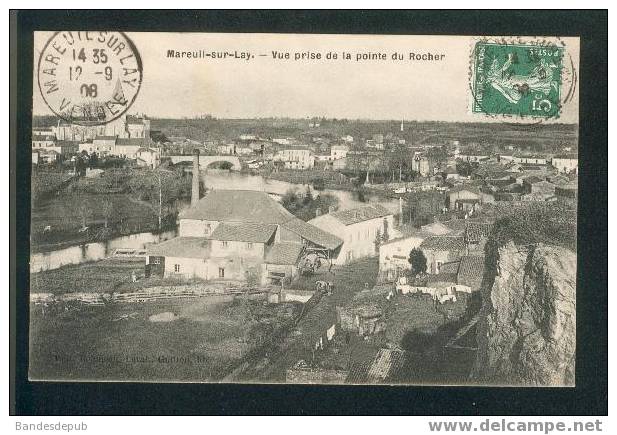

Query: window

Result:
[152,257,161,265]
[246,242,253,249]
[436,261,442,273]
[221,241,228,248]
[174,264,181,273]
[218,268,225,278]
[204,223,211,235]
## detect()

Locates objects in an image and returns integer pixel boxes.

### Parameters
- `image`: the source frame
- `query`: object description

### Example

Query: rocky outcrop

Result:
[472,242,576,386]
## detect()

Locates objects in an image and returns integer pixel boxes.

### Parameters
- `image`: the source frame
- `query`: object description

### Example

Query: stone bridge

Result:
[169,155,241,171]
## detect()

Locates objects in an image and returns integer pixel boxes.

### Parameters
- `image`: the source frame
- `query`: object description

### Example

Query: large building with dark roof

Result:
[147,189,343,284]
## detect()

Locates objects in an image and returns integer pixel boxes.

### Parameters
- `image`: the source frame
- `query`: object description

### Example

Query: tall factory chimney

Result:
[191,149,200,206]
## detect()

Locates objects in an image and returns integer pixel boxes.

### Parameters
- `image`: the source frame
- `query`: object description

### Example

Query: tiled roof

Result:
[180,190,294,223]
[346,361,371,384]
[94,135,117,141]
[485,171,515,180]
[329,204,392,226]
[56,140,80,146]
[147,237,210,258]
[116,138,148,146]
[265,243,304,265]
[282,217,343,250]
[179,190,343,250]
[126,115,147,125]
[465,222,493,244]
[420,235,465,252]
[209,222,277,243]
[523,175,544,184]
[457,255,486,289]
[366,349,406,383]
[36,148,59,155]
[439,260,461,274]
[448,185,481,195]
[440,219,467,235]
[32,134,55,141]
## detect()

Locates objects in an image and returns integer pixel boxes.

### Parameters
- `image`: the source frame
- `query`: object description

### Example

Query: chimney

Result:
[191,149,200,206]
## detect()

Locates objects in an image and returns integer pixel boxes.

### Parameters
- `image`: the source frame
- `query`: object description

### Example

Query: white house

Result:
[551,155,578,174]
[330,145,350,160]
[308,204,394,265]
[78,136,149,159]
[136,148,161,168]
[378,233,427,282]
[217,144,236,155]
[457,153,489,163]
[276,148,315,170]
[419,235,466,274]
[31,134,56,149]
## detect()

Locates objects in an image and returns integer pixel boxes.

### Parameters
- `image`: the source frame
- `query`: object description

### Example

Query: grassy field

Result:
[31,258,146,295]
[29,295,301,382]
[31,192,160,252]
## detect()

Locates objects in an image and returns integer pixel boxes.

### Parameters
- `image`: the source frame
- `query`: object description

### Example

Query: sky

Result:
[33,32,579,123]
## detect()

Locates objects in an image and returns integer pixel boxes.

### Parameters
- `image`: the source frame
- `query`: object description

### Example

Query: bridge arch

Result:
[168,155,241,171]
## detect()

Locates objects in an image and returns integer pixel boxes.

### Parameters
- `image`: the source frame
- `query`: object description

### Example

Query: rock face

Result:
[472,242,576,386]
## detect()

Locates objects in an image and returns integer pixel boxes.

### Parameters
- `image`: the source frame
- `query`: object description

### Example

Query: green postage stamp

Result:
[471,41,564,119]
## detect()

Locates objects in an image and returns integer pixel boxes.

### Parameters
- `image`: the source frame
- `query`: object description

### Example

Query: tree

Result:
[408,248,427,276]
[281,189,301,215]
[374,229,382,253]
[77,202,91,229]
[126,169,192,230]
[456,161,474,177]
[303,186,313,206]
[388,144,413,181]
[382,218,389,242]
[101,199,115,228]
[89,152,99,168]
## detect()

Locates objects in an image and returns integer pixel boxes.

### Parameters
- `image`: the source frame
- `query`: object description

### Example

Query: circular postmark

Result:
[468,36,577,124]
[37,31,143,126]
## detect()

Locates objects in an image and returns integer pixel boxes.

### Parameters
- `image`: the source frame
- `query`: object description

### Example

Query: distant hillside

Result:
[32,115,578,152]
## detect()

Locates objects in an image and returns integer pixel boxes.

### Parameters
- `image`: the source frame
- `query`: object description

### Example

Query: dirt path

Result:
[238,258,379,382]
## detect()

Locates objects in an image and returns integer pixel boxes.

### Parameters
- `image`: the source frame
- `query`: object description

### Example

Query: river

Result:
[31,170,400,273]
[201,170,400,212]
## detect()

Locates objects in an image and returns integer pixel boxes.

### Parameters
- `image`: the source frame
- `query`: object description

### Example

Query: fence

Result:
[30,285,275,306]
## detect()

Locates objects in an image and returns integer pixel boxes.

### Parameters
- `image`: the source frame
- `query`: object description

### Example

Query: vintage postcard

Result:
[29,32,579,386]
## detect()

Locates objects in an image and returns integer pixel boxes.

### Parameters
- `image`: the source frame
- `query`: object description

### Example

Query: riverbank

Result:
[30,230,178,273]
[257,169,356,191]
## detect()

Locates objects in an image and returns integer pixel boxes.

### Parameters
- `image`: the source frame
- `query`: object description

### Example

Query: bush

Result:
[408,248,428,275]
[489,202,577,251]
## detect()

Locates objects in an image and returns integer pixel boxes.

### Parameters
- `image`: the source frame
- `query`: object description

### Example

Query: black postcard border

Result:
[11,9,608,416]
